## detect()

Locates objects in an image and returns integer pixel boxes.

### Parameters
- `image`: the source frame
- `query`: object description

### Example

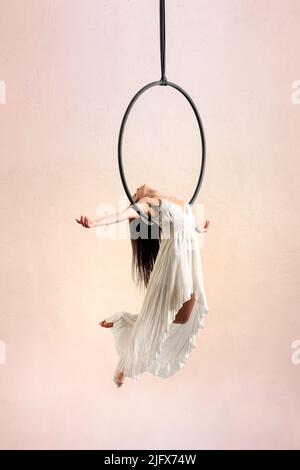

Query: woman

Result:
[76,184,210,387]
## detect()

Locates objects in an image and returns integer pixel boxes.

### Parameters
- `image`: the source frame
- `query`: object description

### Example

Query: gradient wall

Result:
[0,0,300,450]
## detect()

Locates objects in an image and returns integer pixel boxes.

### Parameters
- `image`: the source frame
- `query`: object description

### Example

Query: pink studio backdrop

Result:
[0,0,300,450]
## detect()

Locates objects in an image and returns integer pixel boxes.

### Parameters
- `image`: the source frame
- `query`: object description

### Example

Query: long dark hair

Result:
[129,203,162,290]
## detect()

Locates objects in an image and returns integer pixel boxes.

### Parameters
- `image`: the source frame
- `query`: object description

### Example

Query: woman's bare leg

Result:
[101,293,196,388]
[173,292,196,324]
[101,293,197,328]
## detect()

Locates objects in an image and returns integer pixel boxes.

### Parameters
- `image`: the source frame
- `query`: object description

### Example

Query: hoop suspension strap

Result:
[160,0,167,85]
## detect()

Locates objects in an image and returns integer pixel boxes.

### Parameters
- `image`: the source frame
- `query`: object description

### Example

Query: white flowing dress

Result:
[105,199,209,380]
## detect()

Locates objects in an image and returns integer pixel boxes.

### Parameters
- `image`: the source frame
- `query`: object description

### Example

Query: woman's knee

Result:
[173,292,196,324]
[178,313,189,324]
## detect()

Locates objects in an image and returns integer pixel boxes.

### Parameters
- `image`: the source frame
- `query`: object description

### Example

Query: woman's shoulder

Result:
[164,196,188,208]
[132,197,160,217]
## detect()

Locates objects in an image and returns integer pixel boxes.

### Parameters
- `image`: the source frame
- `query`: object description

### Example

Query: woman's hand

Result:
[75,215,94,228]
[203,219,210,232]
[196,219,210,233]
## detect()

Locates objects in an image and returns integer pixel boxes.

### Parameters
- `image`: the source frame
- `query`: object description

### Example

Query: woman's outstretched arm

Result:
[75,202,149,229]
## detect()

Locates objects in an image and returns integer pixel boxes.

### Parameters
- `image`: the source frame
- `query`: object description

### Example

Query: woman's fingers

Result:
[75,215,91,228]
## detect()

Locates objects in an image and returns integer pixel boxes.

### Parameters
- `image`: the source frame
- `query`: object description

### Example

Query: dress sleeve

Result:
[190,203,204,233]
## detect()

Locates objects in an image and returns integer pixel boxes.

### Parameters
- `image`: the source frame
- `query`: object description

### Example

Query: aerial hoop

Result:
[117,0,206,207]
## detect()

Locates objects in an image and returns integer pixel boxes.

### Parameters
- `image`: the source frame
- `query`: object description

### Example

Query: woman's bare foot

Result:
[113,370,125,388]
[99,320,113,328]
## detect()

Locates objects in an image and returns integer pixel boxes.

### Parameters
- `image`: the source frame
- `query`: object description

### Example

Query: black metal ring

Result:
[117,79,206,207]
